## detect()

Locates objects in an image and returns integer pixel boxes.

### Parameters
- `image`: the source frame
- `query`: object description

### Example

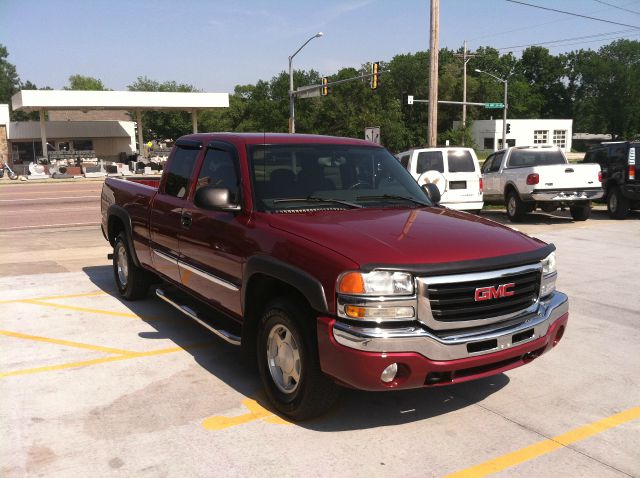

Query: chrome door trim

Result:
[178,260,240,291]
[152,248,179,265]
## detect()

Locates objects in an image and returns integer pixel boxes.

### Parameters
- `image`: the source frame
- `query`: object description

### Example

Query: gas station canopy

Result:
[12,90,229,111]
[11,89,230,158]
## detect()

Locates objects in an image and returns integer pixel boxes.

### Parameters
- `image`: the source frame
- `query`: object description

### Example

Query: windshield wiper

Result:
[273,196,363,209]
[356,194,430,207]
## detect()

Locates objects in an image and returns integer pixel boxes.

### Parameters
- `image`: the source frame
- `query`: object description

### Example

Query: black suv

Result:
[583,141,639,219]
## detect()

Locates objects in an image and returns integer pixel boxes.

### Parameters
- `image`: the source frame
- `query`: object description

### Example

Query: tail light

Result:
[479,177,484,192]
[526,173,539,185]
[629,165,636,181]
[598,171,602,182]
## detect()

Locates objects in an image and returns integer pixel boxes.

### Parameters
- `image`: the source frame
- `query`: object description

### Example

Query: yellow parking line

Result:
[20,299,162,321]
[0,342,214,378]
[0,291,106,304]
[0,329,137,356]
[444,406,640,478]
[202,398,291,430]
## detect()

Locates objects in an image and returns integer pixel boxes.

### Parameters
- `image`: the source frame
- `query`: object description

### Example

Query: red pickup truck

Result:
[101,133,568,419]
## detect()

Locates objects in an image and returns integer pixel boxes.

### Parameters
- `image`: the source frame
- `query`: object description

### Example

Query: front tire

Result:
[607,187,629,219]
[113,232,151,300]
[505,191,527,222]
[257,299,339,420]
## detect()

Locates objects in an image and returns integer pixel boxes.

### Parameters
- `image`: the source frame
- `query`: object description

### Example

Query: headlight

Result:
[337,270,414,296]
[540,252,557,297]
[541,251,557,276]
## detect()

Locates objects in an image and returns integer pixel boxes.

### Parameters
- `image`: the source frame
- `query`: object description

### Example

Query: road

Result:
[0,181,102,231]
[0,181,108,276]
[0,181,638,477]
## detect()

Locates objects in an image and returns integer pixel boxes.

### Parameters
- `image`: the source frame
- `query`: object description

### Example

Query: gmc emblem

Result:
[475,283,515,302]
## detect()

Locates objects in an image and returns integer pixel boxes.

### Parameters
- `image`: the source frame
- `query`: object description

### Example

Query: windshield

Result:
[507,149,566,168]
[248,144,431,211]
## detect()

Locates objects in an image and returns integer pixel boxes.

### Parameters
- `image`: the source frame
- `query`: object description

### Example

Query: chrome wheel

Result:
[116,244,128,287]
[267,324,301,394]
[507,196,516,216]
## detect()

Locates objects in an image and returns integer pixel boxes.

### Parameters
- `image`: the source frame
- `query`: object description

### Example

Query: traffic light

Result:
[321,77,329,96]
[370,62,380,90]
[506,123,511,134]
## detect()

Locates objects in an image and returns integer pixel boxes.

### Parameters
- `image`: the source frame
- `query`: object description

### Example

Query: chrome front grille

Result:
[417,264,542,331]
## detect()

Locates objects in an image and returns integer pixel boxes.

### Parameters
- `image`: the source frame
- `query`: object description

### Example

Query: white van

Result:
[396,147,483,212]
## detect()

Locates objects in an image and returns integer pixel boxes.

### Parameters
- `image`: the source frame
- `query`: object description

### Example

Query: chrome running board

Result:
[155,288,241,346]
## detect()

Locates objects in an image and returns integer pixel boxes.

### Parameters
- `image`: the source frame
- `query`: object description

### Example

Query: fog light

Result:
[380,363,398,383]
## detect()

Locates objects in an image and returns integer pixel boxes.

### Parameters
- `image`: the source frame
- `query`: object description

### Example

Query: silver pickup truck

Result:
[482,146,603,222]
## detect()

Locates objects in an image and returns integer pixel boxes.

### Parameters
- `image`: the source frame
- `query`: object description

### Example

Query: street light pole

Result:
[475,68,508,150]
[288,32,323,134]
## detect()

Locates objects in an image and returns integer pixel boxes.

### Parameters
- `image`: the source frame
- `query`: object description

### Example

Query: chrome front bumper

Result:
[530,189,603,202]
[332,291,568,361]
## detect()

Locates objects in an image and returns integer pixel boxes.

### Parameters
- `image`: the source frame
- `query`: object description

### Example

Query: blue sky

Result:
[1,0,639,93]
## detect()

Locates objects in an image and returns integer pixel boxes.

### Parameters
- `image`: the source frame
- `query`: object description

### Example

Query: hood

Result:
[267,207,546,267]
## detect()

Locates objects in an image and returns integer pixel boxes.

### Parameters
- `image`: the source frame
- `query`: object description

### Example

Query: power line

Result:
[505,0,640,29]
[497,28,638,50]
[593,0,640,15]
[469,1,636,42]
[505,33,640,54]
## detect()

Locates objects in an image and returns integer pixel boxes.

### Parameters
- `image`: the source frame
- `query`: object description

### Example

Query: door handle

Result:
[181,213,192,228]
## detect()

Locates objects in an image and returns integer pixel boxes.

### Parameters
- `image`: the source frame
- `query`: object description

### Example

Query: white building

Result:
[0,104,136,164]
[454,119,573,152]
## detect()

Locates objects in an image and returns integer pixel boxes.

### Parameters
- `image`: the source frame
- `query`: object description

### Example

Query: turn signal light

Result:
[338,272,365,294]
[344,305,414,320]
[526,173,539,185]
[629,165,635,181]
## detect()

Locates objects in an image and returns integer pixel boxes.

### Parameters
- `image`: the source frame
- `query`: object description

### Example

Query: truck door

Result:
[149,139,202,283]
[178,142,246,317]
[481,151,504,200]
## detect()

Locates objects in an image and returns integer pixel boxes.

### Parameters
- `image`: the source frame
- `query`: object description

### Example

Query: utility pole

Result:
[454,40,476,146]
[462,40,468,131]
[427,0,439,147]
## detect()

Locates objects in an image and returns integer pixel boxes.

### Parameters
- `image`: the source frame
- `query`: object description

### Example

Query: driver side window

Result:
[195,148,240,203]
[489,152,503,172]
[482,155,494,174]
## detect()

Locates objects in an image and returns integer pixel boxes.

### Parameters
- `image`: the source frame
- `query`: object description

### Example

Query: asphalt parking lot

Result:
[1,182,639,477]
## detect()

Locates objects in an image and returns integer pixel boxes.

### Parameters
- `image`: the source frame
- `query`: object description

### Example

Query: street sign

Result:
[484,102,504,109]
[296,86,321,99]
[407,95,414,105]
[365,127,381,144]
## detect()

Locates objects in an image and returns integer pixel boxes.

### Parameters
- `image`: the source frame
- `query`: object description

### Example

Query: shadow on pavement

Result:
[480,207,639,226]
[83,265,509,430]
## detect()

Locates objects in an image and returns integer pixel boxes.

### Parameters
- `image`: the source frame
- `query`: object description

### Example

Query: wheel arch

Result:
[107,205,141,267]
[241,256,329,362]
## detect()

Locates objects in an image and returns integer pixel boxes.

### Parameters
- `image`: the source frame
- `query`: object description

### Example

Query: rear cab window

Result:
[506,150,566,168]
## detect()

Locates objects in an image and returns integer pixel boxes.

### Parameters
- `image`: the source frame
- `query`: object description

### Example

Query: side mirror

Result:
[422,183,441,205]
[194,187,241,212]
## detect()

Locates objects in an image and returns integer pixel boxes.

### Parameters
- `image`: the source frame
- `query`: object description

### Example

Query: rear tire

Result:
[570,204,591,221]
[113,232,152,300]
[257,299,340,420]
[607,187,629,219]
[505,191,526,222]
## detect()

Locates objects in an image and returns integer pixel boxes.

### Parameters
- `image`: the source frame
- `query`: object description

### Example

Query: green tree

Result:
[0,44,19,106]
[127,76,199,140]
[572,40,640,138]
[65,74,108,90]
